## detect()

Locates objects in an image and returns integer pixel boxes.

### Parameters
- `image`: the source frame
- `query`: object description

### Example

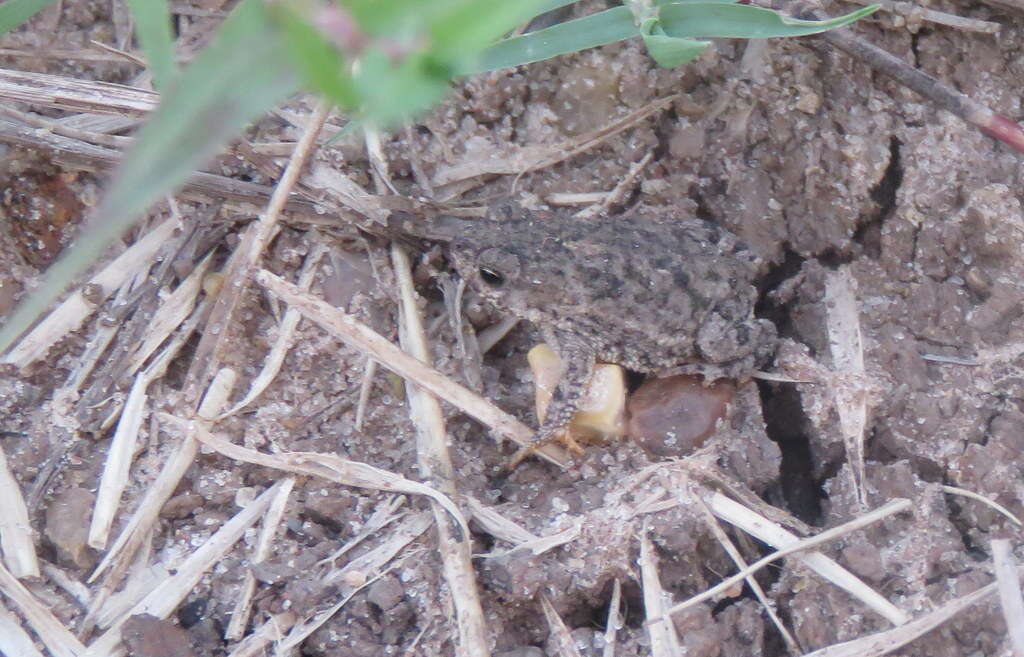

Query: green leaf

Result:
[429,0,546,60]
[354,49,450,126]
[658,2,879,39]
[275,3,358,108]
[125,0,176,89]
[472,5,637,72]
[0,0,299,353]
[642,32,709,68]
[0,0,56,35]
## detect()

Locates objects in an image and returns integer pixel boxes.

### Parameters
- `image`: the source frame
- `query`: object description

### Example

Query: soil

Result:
[1,1,1024,656]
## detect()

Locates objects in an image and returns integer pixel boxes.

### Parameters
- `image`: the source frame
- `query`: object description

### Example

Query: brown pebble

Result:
[44,486,97,569]
[627,375,734,458]
[160,493,204,520]
[121,614,195,657]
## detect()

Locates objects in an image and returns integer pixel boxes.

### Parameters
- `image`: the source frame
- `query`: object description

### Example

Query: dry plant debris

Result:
[1,2,1024,655]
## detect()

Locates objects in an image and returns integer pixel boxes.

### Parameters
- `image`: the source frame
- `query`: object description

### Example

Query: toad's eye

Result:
[475,248,520,289]
[479,267,505,287]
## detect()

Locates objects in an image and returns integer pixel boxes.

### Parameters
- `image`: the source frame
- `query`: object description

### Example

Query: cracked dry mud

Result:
[1,1,1024,656]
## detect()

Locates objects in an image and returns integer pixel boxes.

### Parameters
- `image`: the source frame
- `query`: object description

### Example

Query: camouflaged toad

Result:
[441,203,777,456]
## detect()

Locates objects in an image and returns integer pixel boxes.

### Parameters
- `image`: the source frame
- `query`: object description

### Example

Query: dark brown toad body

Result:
[443,204,777,452]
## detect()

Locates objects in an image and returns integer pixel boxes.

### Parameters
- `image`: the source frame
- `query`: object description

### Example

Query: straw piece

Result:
[87,367,236,600]
[825,267,868,508]
[82,480,285,657]
[602,579,622,657]
[0,443,39,578]
[0,559,86,657]
[224,477,295,641]
[252,268,569,467]
[692,491,801,654]
[664,494,911,626]
[802,574,1009,656]
[992,540,1024,657]
[0,599,45,657]
[640,528,681,657]
[2,217,179,368]
[393,243,491,656]
[217,243,327,419]
[541,594,584,657]
[183,419,469,538]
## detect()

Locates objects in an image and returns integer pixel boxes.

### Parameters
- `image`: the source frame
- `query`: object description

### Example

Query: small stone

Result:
[366,575,405,611]
[44,486,96,569]
[627,375,734,458]
[160,493,203,519]
[121,614,195,657]
[841,542,885,583]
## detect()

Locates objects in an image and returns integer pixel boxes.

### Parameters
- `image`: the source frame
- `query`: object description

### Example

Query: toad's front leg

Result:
[507,330,595,468]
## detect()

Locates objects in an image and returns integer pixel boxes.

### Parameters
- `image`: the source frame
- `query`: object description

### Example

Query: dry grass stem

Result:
[546,192,610,206]
[541,594,585,657]
[576,150,654,218]
[92,565,168,630]
[226,611,297,657]
[0,599,45,657]
[0,104,131,148]
[62,281,133,391]
[318,497,407,567]
[0,560,86,657]
[433,94,677,186]
[279,514,434,653]
[1,216,179,368]
[802,571,1014,656]
[87,368,237,592]
[0,67,157,115]
[640,528,682,657]
[468,495,579,558]
[121,250,213,376]
[392,243,491,656]
[182,100,331,404]
[41,562,91,608]
[87,370,149,549]
[992,540,1024,657]
[354,357,378,430]
[466,496,538,546]
[185,418,470,537]
[325,513,433,586]
[0,443,39,579]
[847,0,1001,32]
[825,267,869,508]
[278,572,390,657]
[603,579,623,657]
[692,491,801,654]
[82,480,286,657]
[474,316,519,355]
[664,495,912,625]
[304,162,391,224]
[253,268,569,466]
[225,477,295,641]
[218,243,327,419]
[0,116,326,219]
[941,485,1023,526]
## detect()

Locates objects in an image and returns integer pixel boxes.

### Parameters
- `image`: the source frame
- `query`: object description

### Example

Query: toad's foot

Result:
[507,425,586,469]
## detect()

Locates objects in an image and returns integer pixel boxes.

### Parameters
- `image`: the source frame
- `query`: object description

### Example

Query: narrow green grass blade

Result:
[643,33,709,68]
[125,0,176,89]
[472,5,637,72]
[659,2,879,39]
[0,0,299,353]
[430,0,546,59]
[275,3,358,109]
[0,0,56,34]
